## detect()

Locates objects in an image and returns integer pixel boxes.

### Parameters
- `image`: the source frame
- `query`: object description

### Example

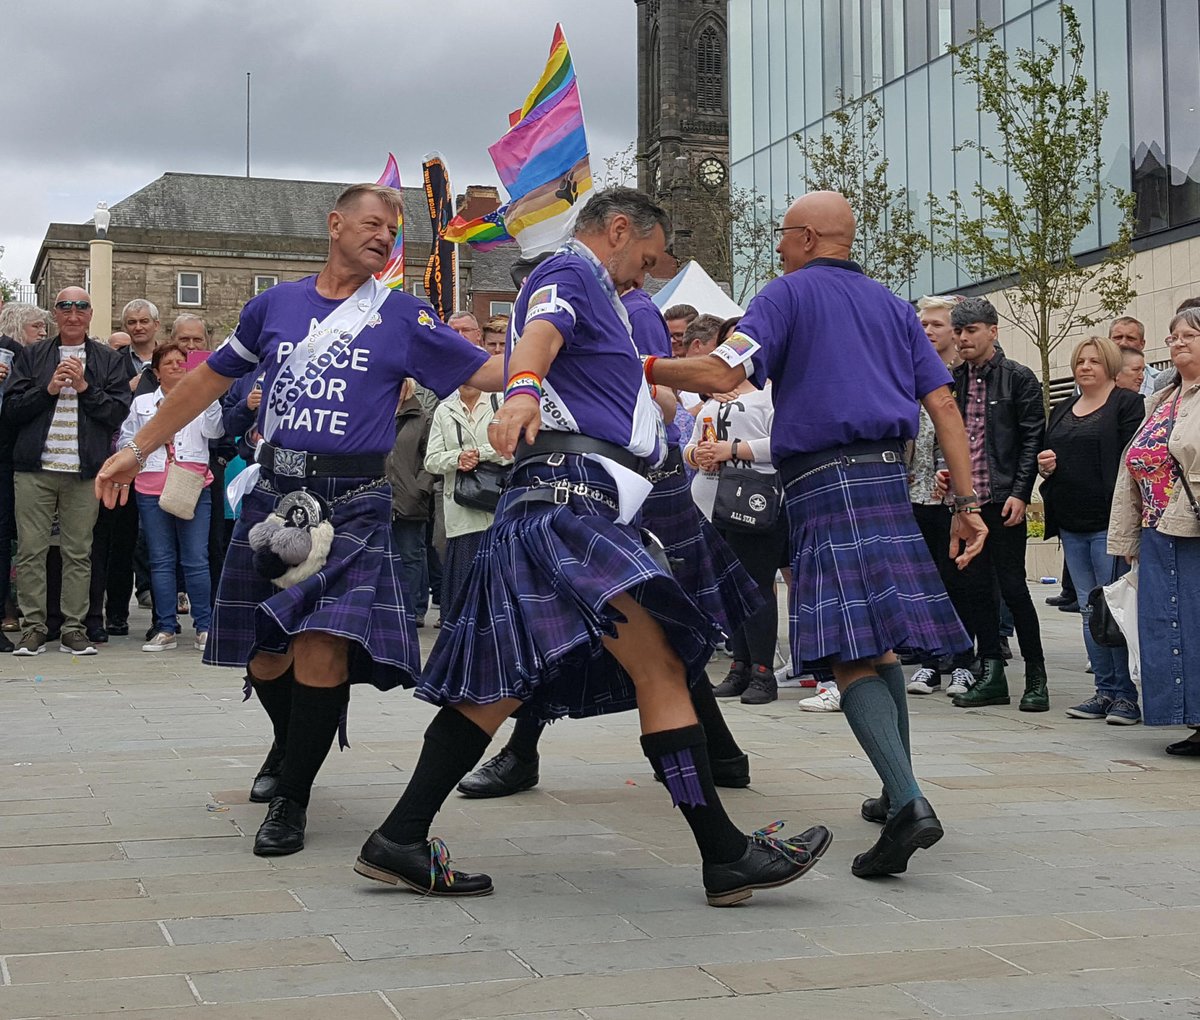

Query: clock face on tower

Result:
[697,157,727,190]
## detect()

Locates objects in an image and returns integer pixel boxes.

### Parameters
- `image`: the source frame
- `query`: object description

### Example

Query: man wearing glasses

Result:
[2,288,133,656]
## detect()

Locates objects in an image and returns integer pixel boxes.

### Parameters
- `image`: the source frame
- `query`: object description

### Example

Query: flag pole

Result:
[245,72,251,178]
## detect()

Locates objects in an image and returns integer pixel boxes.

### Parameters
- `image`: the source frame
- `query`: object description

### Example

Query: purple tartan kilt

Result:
[204,473,419,691]
[418,455,722,722]
[641,462,763,638]
[785,458,969,671]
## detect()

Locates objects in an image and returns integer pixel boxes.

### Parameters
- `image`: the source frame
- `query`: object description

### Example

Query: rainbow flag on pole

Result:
[374,153,405,289]
[442,23,592,257]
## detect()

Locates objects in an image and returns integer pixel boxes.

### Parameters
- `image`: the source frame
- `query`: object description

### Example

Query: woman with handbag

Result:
[118,342,224,652]
[1109,308,1200,755]
[687,379,785,705]
[1038,336,1145,724]
[424,380,510,619]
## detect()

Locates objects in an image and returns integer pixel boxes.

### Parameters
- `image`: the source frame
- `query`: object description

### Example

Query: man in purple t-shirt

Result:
[96,184,499,859]
[648,191,988,880]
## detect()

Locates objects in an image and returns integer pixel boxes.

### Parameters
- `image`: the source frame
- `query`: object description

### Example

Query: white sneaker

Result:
[799,686,841,712]
[775,660,804,688]
[945,668,976,697]
[142,631,177,652]
[194,632,208,652]
[906,667,941,695]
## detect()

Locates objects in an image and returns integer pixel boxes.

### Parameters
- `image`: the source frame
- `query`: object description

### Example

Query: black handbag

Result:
[712,464,781,532]
[1086,585,1126,648]
[452,398,509,513]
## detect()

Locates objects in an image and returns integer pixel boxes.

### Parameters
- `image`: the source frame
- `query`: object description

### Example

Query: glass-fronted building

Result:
[729,0,1200,304]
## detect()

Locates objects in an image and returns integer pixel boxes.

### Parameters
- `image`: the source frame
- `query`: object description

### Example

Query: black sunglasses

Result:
[55,300,91,311]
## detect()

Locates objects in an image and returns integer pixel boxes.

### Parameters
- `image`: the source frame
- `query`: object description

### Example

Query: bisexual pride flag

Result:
[374,153,405,289]
[443,23,593,257]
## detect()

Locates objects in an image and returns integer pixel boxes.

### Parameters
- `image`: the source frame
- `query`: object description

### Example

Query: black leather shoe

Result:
[86,628,108,644]
[1045,593,1073,607]
[252,796,306,857]
[852,796,943,877]
[456,749,539,799]
[106,622,129,636]
[1166,734,1200,756]
[861,789,889,824]
[355,831,494,896]
[712,662,751,698]
[1057,601,1081,613]
[249,744,285,803]
[704,822,832,906]
[740,665,778,705]
[711,752,751,788]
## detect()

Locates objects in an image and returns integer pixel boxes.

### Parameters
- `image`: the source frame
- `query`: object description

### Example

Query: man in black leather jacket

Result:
[948,297,1049,713]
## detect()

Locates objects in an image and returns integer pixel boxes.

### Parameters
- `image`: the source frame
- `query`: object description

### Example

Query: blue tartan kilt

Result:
[417,454,723,722]
[785,458,969,671]
[641,462,763,639]
[204,473,419,691]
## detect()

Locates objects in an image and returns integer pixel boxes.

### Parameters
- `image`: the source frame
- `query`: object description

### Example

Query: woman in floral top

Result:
[1108,307,1200,755]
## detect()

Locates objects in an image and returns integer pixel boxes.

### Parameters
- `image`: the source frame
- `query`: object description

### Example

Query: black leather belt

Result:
[513,431,647,476]
[780,439,904,487]
[258,442,386,480]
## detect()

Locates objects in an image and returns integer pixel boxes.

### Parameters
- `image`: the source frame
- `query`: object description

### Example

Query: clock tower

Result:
[635,0,731,278]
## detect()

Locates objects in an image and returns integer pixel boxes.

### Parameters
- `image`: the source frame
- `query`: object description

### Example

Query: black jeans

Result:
[88,497,139,631]
[717,516,788,670]
[0,463,14,614]
[971,502,1044,664]
[911,503,977,670]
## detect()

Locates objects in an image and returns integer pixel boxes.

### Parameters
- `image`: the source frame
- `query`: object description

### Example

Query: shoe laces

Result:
[911,668,937,684]
[1109,698,1138,714]
[751,820,811,865]
[950,668,975,687]
[428,836,455,890]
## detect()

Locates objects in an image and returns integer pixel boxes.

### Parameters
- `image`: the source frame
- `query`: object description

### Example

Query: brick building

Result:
[31,172,519,338]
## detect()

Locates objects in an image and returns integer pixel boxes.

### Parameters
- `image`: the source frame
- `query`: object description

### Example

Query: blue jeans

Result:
[390,517,429,617]
[1059,529,1135,704]
[136,489,213,635]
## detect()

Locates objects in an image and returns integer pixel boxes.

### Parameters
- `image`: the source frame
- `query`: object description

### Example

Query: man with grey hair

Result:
[447,311,482,346]
[682,313,724,358]
[1109,315,1159,395]
[171,313,210,352]
[3,288,132,655]
[122,298,160,382]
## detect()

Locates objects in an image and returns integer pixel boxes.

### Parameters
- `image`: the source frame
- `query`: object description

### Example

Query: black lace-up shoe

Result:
[252,796,306,857]
[456,749,539,799]
[249,743,285,803]
[355,831,494,896]
[861,790,889,824]
[703,821,832,907]
[851,796,943,877]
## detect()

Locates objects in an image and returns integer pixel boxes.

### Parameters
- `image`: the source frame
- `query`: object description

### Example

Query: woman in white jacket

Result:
[119,343,224,652]
[424,381,511,620]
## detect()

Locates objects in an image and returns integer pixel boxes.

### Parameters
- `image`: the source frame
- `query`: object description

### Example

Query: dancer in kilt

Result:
[96,184,500,857]
[358,188,830,906]
[648,191,987,878]
[457,282,760,799]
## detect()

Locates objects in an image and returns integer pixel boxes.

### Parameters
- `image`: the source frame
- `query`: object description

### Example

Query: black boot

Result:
[861,789,889,824]
[355,831,493,896]
[456,748,539,798]
[253,796,307,857]
[712,661,751,698]
[851,797,943,877]
[739,665,777,705]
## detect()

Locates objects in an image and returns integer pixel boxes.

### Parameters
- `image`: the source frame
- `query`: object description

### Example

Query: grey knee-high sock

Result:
[840,674,921,815]
[874,660,911,762]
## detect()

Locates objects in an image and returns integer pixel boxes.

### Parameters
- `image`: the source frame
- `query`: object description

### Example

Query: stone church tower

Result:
[635,0,731,275]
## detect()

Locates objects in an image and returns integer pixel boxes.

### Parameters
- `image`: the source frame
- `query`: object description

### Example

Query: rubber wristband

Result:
[504,372,543,404]
[504,385,541,403]
[644,355,658,384]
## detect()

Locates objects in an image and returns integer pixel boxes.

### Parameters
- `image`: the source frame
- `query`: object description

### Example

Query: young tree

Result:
[687,182,778,304]
[935,3,1137,417]
[795,91,932,293]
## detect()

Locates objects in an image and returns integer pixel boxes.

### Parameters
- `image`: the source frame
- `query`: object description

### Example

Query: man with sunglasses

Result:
[2,288,133,656]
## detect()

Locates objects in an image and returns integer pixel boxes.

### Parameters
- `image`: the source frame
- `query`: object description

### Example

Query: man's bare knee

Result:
[291,632,350,687]
[249,650,294,682]
[832,659,879,694]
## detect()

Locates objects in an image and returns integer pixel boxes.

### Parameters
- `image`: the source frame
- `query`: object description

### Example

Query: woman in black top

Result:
[1037,336,1145,724]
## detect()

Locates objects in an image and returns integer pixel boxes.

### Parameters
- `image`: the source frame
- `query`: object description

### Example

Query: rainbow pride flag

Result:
[374,153,405,289]
[442,208,513,252]
[442,23,592,257]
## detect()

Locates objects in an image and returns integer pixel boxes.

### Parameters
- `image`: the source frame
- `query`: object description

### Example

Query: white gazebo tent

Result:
[650,261,743,318]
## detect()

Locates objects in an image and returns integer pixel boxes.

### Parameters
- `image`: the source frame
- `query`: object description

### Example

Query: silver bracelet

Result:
[124,439,147,470]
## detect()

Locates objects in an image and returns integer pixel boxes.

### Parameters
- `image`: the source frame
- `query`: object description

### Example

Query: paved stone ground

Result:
[0,590,1198,1020]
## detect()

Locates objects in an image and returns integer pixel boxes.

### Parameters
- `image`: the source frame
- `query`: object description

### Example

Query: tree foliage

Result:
[687,182,778,304]
[934,2,1137,417]
[795,91,932,293]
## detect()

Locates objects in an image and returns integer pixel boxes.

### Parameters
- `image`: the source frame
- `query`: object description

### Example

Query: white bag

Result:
[1102,566,1140,682]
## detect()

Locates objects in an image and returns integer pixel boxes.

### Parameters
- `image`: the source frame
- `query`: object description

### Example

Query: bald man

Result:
[645,191,987,879]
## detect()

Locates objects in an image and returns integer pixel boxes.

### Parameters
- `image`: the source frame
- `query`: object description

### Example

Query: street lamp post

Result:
[88,202,113,338]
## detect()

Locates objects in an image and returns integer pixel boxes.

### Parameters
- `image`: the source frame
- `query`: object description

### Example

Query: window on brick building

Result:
[177,271,203,306]
[254,275,277,295]
[489,301,513,317]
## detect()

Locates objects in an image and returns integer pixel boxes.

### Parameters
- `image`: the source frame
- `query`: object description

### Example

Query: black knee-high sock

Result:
[690,676,743,761]
[504,714,545,762]
[874,660,911,762]
[640,725,746,865]
[275,682,348,808]
[379,708,493,845]
[250,666,294,752]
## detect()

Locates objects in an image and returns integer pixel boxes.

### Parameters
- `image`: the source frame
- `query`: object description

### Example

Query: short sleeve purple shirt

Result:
[724,259,951,462]
[511,252,660,458]
[621,288,679,446]
[207,277,487,456]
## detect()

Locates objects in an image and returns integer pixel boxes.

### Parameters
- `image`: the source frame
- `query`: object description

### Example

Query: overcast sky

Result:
[0,0,638,286]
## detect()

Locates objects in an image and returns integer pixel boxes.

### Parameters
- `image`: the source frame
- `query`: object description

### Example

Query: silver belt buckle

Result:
[881,450,899,464]
[273,448,307,479]
[546,452,565,467]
